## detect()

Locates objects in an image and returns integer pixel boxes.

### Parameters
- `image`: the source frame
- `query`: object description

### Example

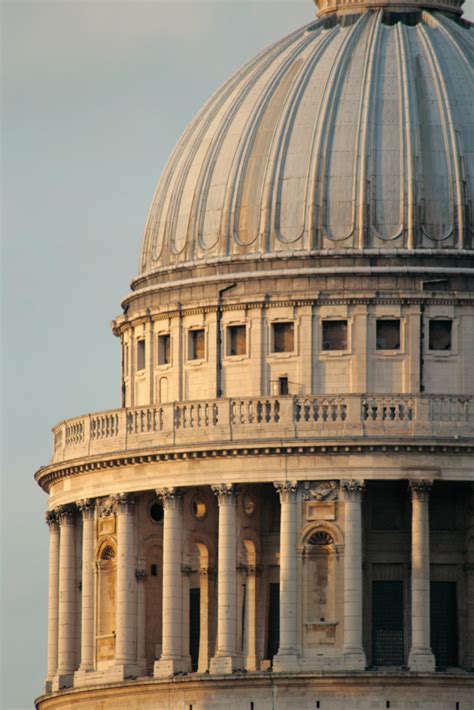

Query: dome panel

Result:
[138,10,474,281]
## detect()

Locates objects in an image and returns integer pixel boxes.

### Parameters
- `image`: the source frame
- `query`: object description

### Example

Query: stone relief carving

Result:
[303,480,339,502]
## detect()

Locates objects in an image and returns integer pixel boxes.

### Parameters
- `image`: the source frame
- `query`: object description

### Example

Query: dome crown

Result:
[138,10,473,283]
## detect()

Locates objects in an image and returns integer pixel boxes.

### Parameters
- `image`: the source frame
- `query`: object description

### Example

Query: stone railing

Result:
[50,394,474,465]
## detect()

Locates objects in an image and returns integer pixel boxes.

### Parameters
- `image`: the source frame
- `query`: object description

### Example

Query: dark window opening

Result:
[376,319,400,350]
[157,334,171,365]
[431,582,458,668]
[150,563,158,577]
[430,484,457,531]
[322,320,348,351]
[149,502,164,523]
[370,482,406,531]
[278,376,289,395]
[228,325,247,356]
[372,581,404,666]
[137,339,146,371]
[429,320,452,351]
[189,329,205,360]
[267,583,280,662]
[189,588,200,672]
[272,322,294,353]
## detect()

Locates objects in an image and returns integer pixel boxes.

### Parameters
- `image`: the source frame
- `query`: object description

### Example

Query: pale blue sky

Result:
[2,1,473,708]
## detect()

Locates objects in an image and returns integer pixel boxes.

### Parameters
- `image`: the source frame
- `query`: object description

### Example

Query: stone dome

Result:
[138,8,473,284]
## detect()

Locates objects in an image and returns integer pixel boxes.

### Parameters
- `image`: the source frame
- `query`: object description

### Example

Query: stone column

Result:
[55,505,77,690]
[408,480,435,671]
[210,484,238,674]
[244,565,258,671]
[114,493,137,675]
[76,499,95,674]
[273,481,299,672]
[45,510,60,692]
[341,480,366,670]
[154,488,187,676]
[135,567,147,675]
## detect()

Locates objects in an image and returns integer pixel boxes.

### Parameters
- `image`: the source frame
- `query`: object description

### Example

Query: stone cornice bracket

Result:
[111,492,136,513]
[77,498,95,519]
[341,480,365,500]
[156,487,182,510]
[274,480,299,503]
[303,480,339,502]
[45,509,59,529]
[56,504,76,524]
[211,483,237,506]
[409,479,433,501]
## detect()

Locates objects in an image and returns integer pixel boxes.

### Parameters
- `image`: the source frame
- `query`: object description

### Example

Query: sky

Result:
[1,1,473,708]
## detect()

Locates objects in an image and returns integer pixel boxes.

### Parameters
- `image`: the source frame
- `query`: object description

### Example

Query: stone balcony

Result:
[49,394,474,466]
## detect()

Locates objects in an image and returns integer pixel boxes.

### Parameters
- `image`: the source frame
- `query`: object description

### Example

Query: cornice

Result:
[35,439,473,493]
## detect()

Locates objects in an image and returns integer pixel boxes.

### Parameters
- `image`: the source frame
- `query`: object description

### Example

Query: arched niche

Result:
[96,540,117,664]
[300,522,343,651]
[185,533,214,674]
[141,536,163,671]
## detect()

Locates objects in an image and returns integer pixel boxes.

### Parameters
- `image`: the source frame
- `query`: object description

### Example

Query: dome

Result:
[138,8,473,283]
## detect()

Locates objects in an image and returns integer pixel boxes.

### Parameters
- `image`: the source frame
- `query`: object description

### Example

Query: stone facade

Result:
[35,1,474,708]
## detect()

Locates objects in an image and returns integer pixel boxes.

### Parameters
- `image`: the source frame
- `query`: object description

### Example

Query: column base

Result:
[408,649,436,672]
[51,673,74,691]
[73,664,140,688]
[244,655,258,672]
[272,652,300,672]
[154,657,189,678]
[343,649,367,671]
[209,655,239,674]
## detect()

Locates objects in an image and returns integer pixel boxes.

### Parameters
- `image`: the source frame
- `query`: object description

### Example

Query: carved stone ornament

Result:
[77,498,95,518]
[156,487,182,509]
[307,530,334,546]
[409,479,433,501]
[211,483,236,505]
[243,491,256,517]
[303,480,339,502]
[56,504,76,523]
[340,480,365,500]
[45,510,59,529]
[97,496,117,518]
[111,492,136,513]
[274,480,299,503]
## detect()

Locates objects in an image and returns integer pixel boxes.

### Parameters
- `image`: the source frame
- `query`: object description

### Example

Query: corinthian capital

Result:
[77,498,95,519]
[211,483,237,506]
[45,509,59,529]
[409,479,433,501]
[56,504,76,524]
[156,487,182,510]
[341,480,365,500]
[274,481,299,503]
[111,493,135,513]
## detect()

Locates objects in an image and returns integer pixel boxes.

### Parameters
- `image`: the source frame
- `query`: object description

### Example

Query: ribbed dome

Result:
[139,10,473,280]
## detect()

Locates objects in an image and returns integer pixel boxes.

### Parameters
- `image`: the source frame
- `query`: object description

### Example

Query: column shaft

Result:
[408,480,435,671]
[342,480,366,669]
[210,484,238,674]
[114,494,136,669]
[273,481,299,671]
[78,500,95,671]
[154,488,187,676]
[45,512,60,690]
[56,506,77,687]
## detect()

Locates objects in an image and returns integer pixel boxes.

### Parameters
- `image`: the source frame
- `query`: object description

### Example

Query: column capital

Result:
[211,483,237,505]
[409,479,433,501]
[341,479,365,500]
[156,487,182,509]
[56,504,76,524]
[45,509,59,530]
[77,498,95,519]
[112,492,136,513]
[274,480,299,503]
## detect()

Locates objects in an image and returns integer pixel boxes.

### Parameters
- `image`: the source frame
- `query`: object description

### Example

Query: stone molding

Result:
[211,483,237,506]
[409,479,433,501]
[274,481,299,503]
[340,480,365,500]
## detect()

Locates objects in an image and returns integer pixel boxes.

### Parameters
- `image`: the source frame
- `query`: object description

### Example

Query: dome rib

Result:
[138,10,473,282]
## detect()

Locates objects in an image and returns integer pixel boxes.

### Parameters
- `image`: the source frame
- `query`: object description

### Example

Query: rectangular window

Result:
[157,334,171,365]
[429,320,452,351]
[376,319,401,350]
[189,329,205,360]
[322,320,348,351]
[136,339,146,371]
[227,325,246,356]
[272,322,294,353]
[150,563,157,577]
